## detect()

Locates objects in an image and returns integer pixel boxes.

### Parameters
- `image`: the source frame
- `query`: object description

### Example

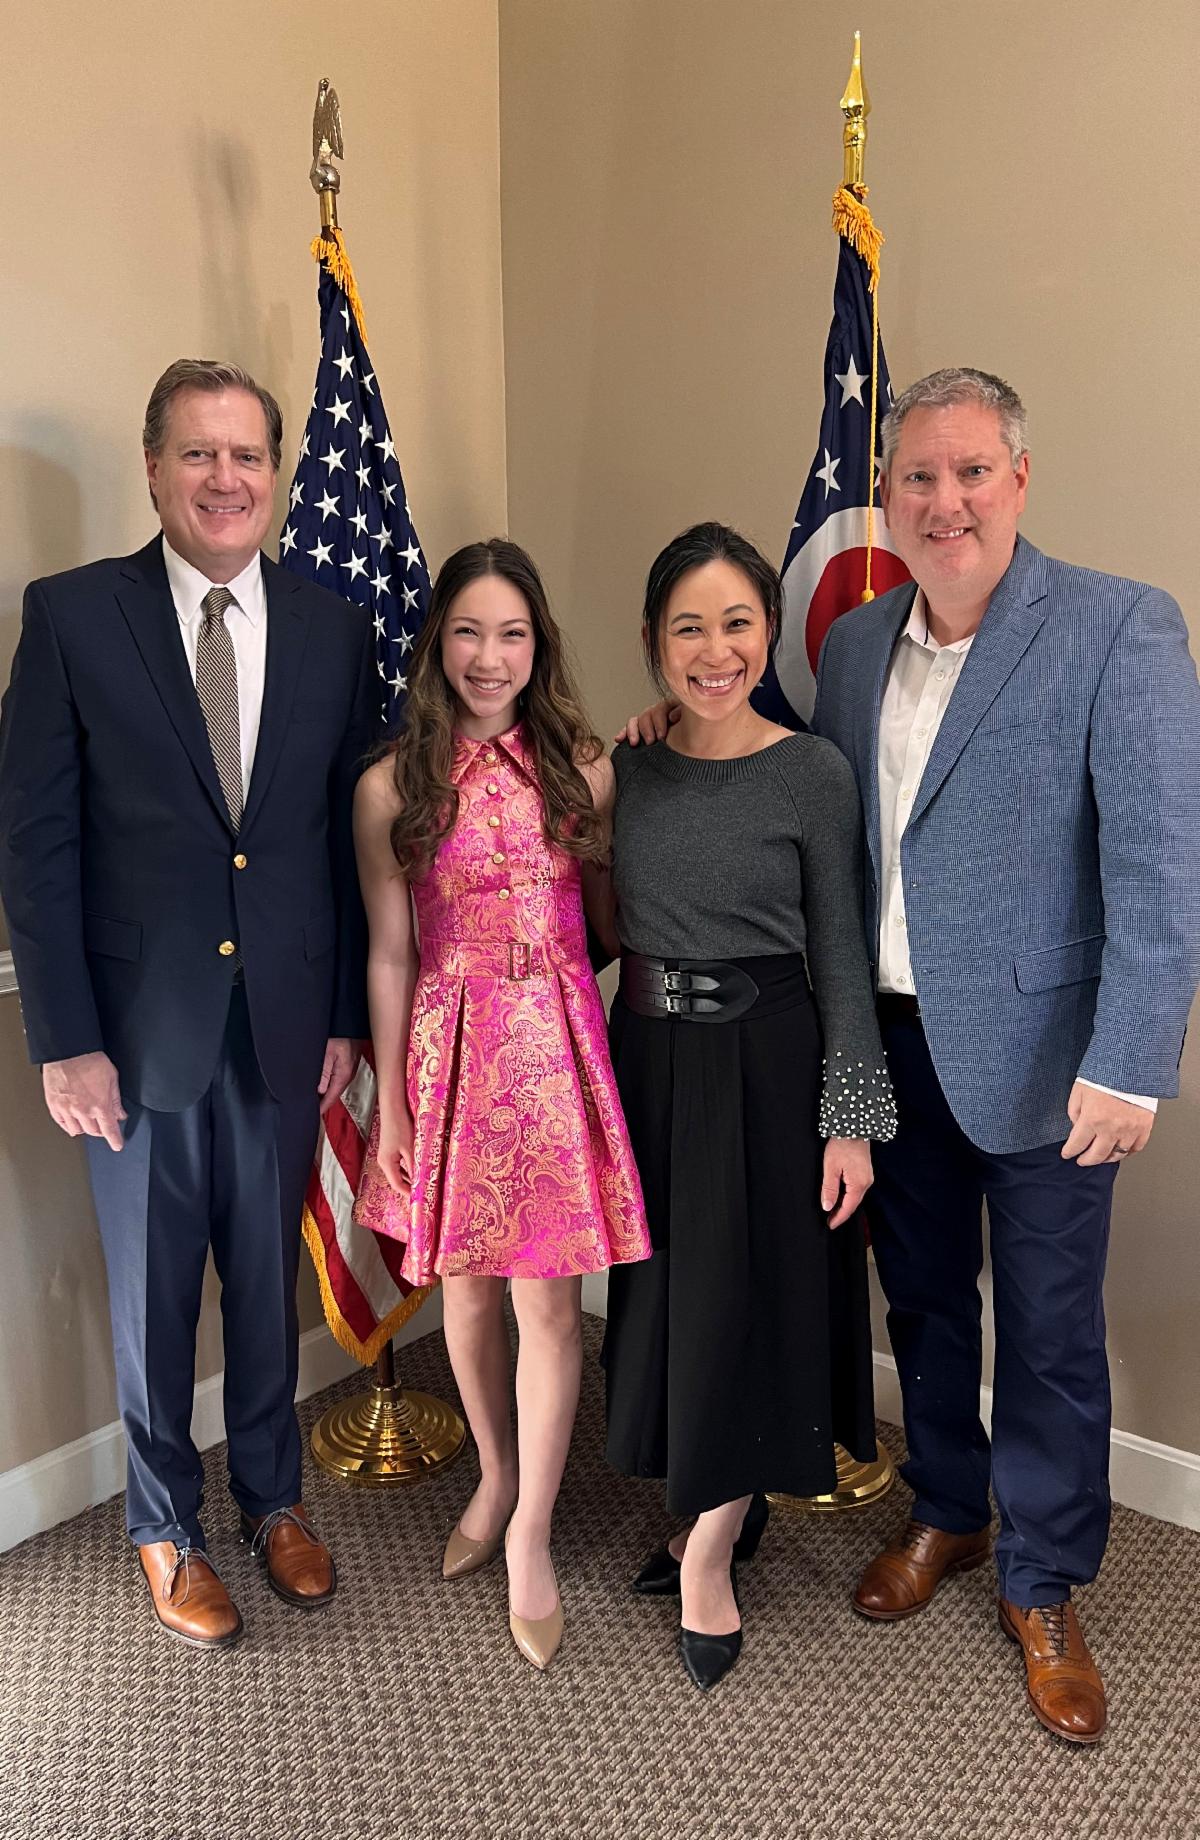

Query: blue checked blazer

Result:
[812,536,1200,1153]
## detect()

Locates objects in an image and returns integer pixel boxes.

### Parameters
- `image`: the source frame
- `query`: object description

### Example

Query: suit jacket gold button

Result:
[218,940,237,956]
[233,853,248,870]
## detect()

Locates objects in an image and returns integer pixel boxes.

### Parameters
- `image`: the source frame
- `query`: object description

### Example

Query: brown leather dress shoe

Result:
[138,1541,243,1649]
[240,1504,337,1607]
[998,1599,1107,1744]
[853,1519,990,1620]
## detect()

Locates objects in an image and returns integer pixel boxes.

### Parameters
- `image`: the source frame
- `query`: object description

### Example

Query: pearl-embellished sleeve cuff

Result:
[818,1049,898,1143]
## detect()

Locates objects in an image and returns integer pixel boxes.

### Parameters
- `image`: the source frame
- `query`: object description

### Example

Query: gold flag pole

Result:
[773,32,895,1516]
[302,77,465,1483]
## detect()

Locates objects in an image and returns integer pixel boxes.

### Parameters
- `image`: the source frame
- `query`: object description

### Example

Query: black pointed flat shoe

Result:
[679,1623,743,1691]
[631,1493,769,1597]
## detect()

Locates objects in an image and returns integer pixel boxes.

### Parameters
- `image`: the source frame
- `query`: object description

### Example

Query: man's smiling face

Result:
[881,400,1029,614]
[145,387,277,582]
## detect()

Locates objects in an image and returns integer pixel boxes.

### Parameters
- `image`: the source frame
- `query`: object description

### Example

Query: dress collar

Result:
[450,720,537,785]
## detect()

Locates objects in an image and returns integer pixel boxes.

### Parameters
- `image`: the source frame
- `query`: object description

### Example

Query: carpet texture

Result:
[2,1313,1198,1840]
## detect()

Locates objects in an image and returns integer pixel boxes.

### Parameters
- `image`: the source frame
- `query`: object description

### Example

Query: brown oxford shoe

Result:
[138,1541,243,1649]
[999,1598,1107,1744]
[853,1518,991,1621]
[240,1504,337,1608]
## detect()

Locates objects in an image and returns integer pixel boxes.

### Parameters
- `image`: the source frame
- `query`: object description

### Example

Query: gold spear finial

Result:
[839,31,870,190]
[310,77,344,234]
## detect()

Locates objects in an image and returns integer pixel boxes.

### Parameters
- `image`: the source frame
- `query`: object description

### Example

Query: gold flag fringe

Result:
[302,1201,435,1368]
[831,183,882,293]
[311,227,369,346]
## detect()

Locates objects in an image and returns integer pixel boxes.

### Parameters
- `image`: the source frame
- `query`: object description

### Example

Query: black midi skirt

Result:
[602,954,876,1517]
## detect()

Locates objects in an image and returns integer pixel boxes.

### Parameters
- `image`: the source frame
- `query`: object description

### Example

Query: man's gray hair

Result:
[881,367,1028,473]
[142,359,284,472]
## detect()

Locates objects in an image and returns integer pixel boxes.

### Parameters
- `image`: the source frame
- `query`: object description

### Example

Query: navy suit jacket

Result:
[0,535,376,1112]
[813,536,1200,1153]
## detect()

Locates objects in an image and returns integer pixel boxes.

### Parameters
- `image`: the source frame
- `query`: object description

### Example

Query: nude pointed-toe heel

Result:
[442,1522,506,1580]
[509,1597,564,1671]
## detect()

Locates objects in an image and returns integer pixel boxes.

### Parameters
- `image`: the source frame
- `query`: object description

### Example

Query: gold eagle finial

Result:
[310,78,344,229]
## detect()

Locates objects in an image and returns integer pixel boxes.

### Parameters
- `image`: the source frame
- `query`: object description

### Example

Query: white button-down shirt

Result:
[163,539,268,794]
[876,590,1155,1113]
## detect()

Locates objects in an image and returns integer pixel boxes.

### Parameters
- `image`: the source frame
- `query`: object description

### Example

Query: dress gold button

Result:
[492,851,505,864]
[488,815,501,829]
[497,888,511,901]
[218,940,237,957]
[233,853,248,870]
[486,782,499,796]
[484,751,497,765]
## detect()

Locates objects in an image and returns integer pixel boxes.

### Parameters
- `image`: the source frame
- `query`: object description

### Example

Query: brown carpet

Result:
[2,1313,1198,1840]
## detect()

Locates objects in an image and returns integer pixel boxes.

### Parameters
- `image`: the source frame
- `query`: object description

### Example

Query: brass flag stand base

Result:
[770,1441,896,1515]
[311,1338,466,1485]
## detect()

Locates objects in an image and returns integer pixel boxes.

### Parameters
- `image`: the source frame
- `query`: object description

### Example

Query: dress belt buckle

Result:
[508,941,531,980]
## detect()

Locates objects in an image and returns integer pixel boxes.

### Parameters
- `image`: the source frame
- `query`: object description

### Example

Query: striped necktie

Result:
[196,586,243,829]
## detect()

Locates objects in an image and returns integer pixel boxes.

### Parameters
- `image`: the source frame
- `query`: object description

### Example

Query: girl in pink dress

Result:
[353,539,650,1671]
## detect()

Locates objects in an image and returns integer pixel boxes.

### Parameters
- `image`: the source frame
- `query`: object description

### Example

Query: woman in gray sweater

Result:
[601,522,896,1691]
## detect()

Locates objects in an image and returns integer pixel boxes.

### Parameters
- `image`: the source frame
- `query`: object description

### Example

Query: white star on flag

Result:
[835,355,867,407]
[342,552,368,583]
[815,448,841,497]
[321,445,345,475]
[400,539,422,572]
[280,525,297,555]
[316,489,341,523]
[333,350,355,380]
[326,395,352,428]
[306,538,333,568]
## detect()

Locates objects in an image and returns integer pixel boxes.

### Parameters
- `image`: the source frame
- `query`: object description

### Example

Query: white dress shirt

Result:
[876,591,1156,1114]
[162,539,268,794]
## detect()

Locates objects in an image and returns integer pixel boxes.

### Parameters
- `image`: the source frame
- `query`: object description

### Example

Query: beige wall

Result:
[497,0,1200,1451]
[0,0,507,1472]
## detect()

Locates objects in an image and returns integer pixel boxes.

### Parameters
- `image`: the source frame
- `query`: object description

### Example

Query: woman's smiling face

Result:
[656,559,770,722]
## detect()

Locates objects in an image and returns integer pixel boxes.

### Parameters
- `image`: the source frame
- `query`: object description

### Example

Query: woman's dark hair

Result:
[641,522,783,692]
[387,539,604,878]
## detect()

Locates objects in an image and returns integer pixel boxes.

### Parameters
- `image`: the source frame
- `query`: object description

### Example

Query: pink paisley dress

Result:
[354,722,651,1284]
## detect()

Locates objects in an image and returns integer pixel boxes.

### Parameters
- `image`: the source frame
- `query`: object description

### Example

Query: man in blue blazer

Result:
[812,368,1200,1743]
[0,360,376,1647]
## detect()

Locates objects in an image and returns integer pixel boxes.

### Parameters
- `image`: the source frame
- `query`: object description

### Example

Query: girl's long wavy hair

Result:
[387,539,605,879]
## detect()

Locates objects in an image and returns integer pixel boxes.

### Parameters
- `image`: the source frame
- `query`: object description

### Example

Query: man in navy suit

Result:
[812,369,1200,1743]
[0,360,376,1647]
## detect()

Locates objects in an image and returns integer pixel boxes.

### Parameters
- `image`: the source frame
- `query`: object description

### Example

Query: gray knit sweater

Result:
[612,734,896,1141]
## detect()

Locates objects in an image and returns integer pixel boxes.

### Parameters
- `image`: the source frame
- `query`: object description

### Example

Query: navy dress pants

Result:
[871,1010,1117,1608]
[85,987,320,1549]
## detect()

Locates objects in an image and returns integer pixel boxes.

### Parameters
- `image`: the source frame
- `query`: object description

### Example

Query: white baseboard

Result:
[0,1294,443,1555]
[871,1351,1200,1534]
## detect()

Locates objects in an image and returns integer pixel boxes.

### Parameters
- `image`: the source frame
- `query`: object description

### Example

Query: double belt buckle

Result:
[508,941,532,981]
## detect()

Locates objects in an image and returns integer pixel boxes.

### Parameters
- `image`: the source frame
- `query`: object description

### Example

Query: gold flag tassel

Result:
[310,224,370,348]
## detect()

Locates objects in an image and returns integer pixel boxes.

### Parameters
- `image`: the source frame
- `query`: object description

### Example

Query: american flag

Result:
[280,237,432,1365]
[755,199,910,727]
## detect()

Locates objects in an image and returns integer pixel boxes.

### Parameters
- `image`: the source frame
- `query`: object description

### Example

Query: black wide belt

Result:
[618,953,809,1025]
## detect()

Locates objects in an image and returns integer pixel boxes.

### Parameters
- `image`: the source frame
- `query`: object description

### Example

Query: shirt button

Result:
[915,727,928,738]
[488,814,501,829]
[497,887,511,901]
[898,972,910,987]
[934,670,946,682]
[233,853,248,870]
[218,940,237,957]
[900,787,911,799]
[484,751,497,765]
[486,782,499,795]
[492,851,505,865]
[894,915,906,928]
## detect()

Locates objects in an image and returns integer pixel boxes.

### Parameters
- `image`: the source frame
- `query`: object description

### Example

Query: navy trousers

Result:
[871,1010,1117,1608]
[86,988,319,1548]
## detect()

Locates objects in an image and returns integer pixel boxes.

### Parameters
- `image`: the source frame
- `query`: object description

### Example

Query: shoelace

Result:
[1033,1603,1072,1657]
[249,1506,321,1560]
[897,1521,931,1555]
[161,1545,225,1607]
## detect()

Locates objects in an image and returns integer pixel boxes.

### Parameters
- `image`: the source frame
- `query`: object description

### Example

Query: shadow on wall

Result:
[189,127,296,502]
